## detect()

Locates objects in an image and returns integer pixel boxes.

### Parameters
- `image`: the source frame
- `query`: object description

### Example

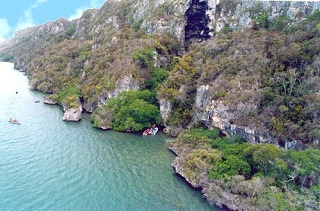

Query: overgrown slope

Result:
[159,13,320,145]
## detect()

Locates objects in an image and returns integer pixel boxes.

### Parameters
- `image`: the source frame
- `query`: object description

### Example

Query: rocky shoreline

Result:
[168,143,249,210]
[168,138,318,211]
[44,96,82,122]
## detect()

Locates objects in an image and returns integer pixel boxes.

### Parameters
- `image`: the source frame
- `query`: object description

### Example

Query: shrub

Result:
[132,48,155,68]
[145,68,169,90]
[132,19,143,31]
[58,86,80,103]
[307,9,320,21]
[179,128,220,144]
[256,13,269,29]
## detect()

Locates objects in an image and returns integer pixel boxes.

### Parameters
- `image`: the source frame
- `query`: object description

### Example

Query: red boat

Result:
[9,118,20,124]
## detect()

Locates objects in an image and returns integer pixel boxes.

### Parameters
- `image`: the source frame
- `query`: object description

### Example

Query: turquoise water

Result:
[0,62,217,211]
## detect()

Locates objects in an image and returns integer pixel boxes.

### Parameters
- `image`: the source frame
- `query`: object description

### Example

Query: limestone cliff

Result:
[1,0,318,143]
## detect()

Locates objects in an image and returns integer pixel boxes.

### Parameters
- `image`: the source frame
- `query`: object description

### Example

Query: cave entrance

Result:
[185,0,211,45]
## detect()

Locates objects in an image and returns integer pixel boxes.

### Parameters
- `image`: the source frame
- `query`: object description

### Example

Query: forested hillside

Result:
[0,0,319,210]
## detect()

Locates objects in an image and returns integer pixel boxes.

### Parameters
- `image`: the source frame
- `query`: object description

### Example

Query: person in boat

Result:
[151,124,158,135]
[9,118,19,123]
[143,128,151,136]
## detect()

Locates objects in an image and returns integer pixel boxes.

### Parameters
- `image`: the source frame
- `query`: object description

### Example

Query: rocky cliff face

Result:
[157,1,320,148]
[2,0,319,48]
[207,0,320,33]
[1,0,319,138]
[194,85,280,144]
[169,144,247,210]
[3,0,316,52]
[83,74,140,113]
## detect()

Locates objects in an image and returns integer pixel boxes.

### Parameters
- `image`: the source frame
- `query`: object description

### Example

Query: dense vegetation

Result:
[170,127,320,210]
[91,90,162,131]
[91,66,169,131]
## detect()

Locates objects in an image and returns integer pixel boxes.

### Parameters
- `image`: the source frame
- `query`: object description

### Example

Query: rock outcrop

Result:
[106,74,140,99]
[168,140,253,210]
[62,104,83,122]
[193,84,294,147]
[43,96,58,105]
[82,74,140,113]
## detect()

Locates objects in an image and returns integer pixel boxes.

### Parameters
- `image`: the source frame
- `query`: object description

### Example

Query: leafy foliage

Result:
[256,13,269,29]
[145,67,169,90]
[92,90,161,132]
[57,86,81,108]
[58,86,80,103]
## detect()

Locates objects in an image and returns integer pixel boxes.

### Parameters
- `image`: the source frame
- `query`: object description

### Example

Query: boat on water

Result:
[142,125,158,136]
[9,118,20,124]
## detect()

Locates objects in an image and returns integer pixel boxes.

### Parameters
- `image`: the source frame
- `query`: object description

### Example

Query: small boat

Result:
[35,100,40,103]
[9,119,20,124]
[142,125,159,136]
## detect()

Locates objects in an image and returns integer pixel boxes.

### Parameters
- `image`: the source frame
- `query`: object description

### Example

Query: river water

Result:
[0,62,217,211]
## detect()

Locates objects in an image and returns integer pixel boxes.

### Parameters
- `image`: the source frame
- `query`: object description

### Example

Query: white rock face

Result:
[205,0,320,34]
[62,105,83,122]
[43,97,58,105]
[106,74,140,99]
[193,85,279,145]
[159,98,172,123]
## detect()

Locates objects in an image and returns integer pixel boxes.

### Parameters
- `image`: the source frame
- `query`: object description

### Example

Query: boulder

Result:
[62,105,82,122]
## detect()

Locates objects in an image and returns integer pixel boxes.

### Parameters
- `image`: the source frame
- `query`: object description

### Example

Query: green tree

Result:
[215,155,251,177]
[112,99,161,131]
[245,144,283,174]
[285,149,320,187]
[0,53,14,62]
[145,68,169,90]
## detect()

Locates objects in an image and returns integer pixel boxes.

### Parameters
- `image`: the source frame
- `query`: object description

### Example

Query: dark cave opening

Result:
[185,0,211,44]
